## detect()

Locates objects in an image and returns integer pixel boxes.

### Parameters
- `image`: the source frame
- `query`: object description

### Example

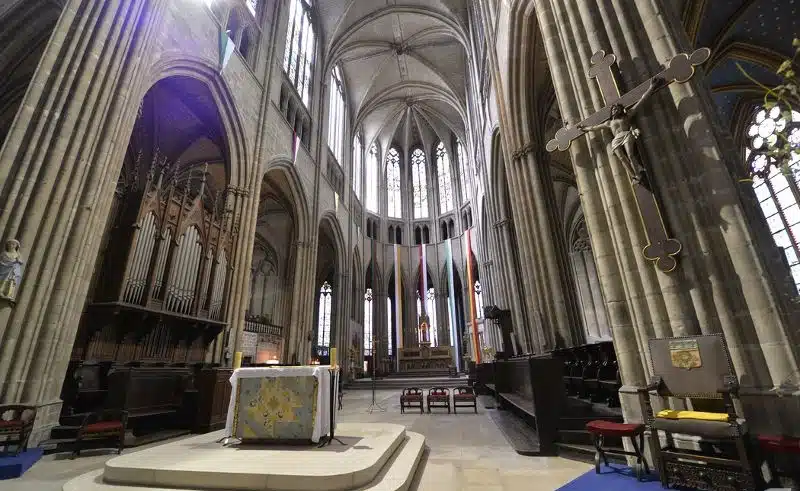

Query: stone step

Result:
[355,432,425,491]
[62,433,426,491]
[347,376,468,390]
[63,423,425,491]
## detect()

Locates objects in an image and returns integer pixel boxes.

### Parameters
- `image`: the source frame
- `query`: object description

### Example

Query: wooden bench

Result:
[400,388,423,414]
[427,387,450,413]
[453,387,477,414]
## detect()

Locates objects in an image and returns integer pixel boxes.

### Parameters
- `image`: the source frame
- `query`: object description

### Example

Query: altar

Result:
[224,366,337,444]
[398,345,453,372]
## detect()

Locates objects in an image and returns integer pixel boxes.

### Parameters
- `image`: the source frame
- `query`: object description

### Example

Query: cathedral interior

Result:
[0,0,799,490]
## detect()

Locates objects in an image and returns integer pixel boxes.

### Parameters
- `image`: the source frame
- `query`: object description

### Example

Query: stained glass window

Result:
[282,0,314,106]
[411,149,428,218]
[353,135,362,198]
[316,281,332,355]
[474,281,484,318]
[327,66,345,164]
[746,106,800,291]
[387,148,402,218]
[363,288,373,356]
[366,144,378,212]
[457,139,468,202]
[436,142,454,213]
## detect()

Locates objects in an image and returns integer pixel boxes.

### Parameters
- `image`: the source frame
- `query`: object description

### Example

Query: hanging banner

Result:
[446,239,461,371]
[465,229,481,363]
[393,244,403,373]
[219,29,236,73]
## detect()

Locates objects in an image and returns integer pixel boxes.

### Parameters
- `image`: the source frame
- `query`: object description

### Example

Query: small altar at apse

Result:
[63,365,426,491]
[399,344,453,372]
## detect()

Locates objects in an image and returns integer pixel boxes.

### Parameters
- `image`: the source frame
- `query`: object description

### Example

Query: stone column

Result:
[229,184,260,360]
[571,250,599,339]
[0,0,169,440]
[285,239,313,363]
[532,0,647,387]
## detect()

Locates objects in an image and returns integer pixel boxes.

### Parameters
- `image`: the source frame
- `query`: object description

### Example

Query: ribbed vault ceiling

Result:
[316,1,469,153]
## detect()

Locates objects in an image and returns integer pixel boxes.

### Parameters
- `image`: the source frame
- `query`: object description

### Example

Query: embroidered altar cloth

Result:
[224,366,336,443]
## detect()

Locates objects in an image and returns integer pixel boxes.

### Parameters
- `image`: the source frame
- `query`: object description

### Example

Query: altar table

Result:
[223,366,337,443]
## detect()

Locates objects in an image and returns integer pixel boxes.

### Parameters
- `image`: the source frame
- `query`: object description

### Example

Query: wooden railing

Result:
[243,316,282,345]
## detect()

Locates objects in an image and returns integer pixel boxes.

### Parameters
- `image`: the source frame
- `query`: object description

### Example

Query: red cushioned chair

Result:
[756,434,800,488]
[400,388,424,414]
[0,405,37,456]
[72,409,128,458]
[586,420,649,481]
[453,386,477,414]
[427,387,450,413]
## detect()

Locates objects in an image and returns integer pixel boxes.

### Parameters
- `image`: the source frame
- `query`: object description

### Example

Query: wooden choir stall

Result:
[62,158,235,442]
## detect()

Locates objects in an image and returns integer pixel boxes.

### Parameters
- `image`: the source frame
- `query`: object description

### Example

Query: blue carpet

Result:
[557,463,664,490]
[0,448,44,479]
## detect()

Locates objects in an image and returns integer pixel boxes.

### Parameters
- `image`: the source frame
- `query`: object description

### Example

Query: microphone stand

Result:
[367,338,386,413]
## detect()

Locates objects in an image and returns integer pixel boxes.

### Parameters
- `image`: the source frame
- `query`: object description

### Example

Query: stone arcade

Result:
[0,0,799,490]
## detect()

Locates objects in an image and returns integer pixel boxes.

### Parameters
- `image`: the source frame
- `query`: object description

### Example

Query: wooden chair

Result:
[400,388,423,414]
[643,334,755,491]
[756,434,800,488]
[0,405,37,456]
[453,386,477,414]
[72,409,128,458]
[427,387,450,413]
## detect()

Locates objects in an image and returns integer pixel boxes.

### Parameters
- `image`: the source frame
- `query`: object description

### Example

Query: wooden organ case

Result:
[65,154,237,436]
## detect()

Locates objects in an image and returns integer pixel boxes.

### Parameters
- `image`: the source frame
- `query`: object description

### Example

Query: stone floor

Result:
[3,390,591,491]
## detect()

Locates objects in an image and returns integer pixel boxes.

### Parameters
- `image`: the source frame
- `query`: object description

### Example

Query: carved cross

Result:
[546,48,711,273]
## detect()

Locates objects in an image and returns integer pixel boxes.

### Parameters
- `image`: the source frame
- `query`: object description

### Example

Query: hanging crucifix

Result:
[546,47,711,273]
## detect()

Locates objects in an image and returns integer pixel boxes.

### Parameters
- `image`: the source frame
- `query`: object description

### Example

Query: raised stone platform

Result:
[63,423,425,491]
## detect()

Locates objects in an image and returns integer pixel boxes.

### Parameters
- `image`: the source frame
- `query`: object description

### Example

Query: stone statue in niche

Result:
[578,76,664,184]
[0,239,25,303]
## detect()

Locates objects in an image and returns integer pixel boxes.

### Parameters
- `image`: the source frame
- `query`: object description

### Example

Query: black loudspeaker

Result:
[484,306,516,358]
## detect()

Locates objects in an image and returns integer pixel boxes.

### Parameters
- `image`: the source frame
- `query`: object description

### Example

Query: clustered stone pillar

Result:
[284,239,315,364]
[0,0,168,439]
[532,0,799,435]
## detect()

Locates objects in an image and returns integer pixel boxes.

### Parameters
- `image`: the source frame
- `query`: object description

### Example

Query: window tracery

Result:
[387,148,402,218]
[366,144,378,212]
[746,106,800,291]
[457,140,468,202]
[353,135,362,198]
[316,281,332,355]
[436,142,454,213]
[411,149,428,218]
[283,0,314,106]
[327,66,345,164]
[363,288,373,356]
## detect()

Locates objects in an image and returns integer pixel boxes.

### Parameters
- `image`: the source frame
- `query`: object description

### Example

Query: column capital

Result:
[493,218,512,229]
[511,141,536,161]
[226,185,250,197]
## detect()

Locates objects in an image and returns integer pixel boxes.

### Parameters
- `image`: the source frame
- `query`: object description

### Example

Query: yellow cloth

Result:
[656,409,729,422]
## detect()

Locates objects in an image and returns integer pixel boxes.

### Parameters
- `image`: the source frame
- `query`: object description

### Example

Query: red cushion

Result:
[0,420,22,429]
[586,420,644,437]
[85,421,123,433]
[757,435,800,454]
[428,395,448,400]
[453,394,476,400]
[401,395,422,401]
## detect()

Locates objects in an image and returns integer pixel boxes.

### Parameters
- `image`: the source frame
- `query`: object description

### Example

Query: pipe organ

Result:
[65,154,237,430]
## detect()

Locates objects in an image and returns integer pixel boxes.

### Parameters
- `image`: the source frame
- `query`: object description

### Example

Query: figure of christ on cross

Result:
[578,76,665,184]
[544,47,712,272]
